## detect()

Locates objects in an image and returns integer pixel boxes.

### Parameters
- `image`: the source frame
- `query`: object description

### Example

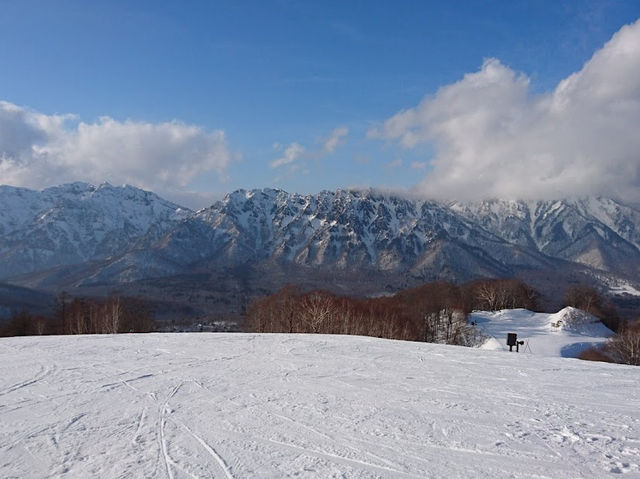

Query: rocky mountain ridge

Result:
[1,183,639,318]
[0,182,189,278]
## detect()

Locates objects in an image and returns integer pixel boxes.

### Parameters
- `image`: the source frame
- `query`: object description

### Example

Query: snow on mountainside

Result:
[0,182,190,278]
[451,197,640,273]
[84,189,566,284]
[132,189,640,283]
[1,185,640,294]
[474,307,614,358]
[1,333,638,478]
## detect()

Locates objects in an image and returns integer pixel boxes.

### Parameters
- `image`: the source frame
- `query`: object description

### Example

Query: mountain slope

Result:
[88,189,565,284]
[451,197,640,274]
[0,182,190,279]
[1,185,640,318]
[0,282,54,319]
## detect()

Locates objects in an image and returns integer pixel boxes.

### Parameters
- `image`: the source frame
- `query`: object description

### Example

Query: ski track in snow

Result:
[0,333,639,478]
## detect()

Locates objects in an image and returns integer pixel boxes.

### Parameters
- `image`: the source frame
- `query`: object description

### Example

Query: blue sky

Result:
[1,1,640,207]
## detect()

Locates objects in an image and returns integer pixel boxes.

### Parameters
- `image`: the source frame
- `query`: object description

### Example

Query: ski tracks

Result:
[175,420,235,479]
[0,362,54,397]
[156,381,236,479]
[158,382,183,479]
[131,406,148,445]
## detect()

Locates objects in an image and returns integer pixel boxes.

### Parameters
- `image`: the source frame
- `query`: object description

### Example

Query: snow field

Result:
[473,307,614,358]
[0,333,639,478]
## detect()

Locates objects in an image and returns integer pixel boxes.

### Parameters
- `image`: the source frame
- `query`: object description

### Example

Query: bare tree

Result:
[607,322,640,366]
[299,291,335,333]
[106,296,122,333]
[565,285,601,315]
[466,279,538,312]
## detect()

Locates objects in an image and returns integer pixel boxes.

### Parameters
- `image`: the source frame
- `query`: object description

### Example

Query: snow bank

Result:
[1,333,638,478]
[548,306,609,333]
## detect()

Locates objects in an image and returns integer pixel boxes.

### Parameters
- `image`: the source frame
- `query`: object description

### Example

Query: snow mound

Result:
[0,333,638,478]
[478,336,503,351]
[548,306,604,333]
[472,308,613,358]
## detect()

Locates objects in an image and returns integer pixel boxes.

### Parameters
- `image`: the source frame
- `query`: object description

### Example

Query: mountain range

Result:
[1,182,639,319]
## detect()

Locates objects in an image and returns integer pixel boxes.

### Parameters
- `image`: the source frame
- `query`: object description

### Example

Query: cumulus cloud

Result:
[0,101,232,204]
[270,142,305,168]
[322,126,348,153]
[369,18,640,202]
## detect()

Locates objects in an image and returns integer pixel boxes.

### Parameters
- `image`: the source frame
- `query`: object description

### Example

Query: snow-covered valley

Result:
[1,333,639,478]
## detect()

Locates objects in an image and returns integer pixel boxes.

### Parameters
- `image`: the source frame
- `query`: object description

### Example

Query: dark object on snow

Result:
[507,333,525,352]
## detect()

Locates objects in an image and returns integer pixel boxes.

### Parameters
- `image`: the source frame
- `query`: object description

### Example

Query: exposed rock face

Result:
[0,182,189,278]
[1,185,639,318]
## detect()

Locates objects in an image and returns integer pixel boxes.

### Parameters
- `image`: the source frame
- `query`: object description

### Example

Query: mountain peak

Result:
[1,184,639,303]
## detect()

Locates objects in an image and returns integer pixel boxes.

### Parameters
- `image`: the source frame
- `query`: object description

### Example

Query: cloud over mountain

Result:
[370,19,640,203]
[270,142,306,169]
[0,101,232,202]
[322,127,349,154]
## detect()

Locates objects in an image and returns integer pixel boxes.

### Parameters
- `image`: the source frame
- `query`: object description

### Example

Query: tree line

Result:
[0,295,156,337]
[1,277,636,366]
[245,278,539,345]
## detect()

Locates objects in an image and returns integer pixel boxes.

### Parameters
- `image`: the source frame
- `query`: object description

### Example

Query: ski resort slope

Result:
[1,333,639,478]
[473,307,614,358]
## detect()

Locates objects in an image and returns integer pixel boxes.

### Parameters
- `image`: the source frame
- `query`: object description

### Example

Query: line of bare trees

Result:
[0,295,156,337]
[246,286,418,341]
[466,278,538,311]
[245,278,539,345]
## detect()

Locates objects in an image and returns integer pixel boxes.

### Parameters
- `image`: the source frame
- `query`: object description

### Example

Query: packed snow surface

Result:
[1,333,639,478]
[473,307,614,358]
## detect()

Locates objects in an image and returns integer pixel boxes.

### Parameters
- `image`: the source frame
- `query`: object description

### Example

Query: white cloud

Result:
[384,158,403,170]
[369,19,640,202]
[410,161,427,170]
[0,101,232,203]
[270,142,305,168]
[322,126,348,153]
[270,126,348,170]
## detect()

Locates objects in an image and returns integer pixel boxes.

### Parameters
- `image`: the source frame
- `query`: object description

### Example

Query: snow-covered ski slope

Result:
[473,307,614,358]
[1,333,638,478]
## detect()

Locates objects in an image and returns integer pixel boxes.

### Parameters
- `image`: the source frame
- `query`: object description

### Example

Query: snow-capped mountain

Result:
[164,189,554,272]
[0,182,189,278]
[136,188,639,280]
[1,184,639,300]
[82,188,559,285]
[451,197,640,274]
